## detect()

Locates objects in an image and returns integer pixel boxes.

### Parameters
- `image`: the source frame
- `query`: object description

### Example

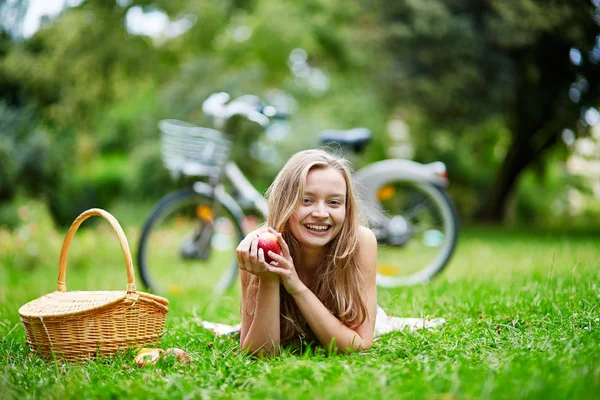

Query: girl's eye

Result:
[303,198,313,205]
[329,199,343,206]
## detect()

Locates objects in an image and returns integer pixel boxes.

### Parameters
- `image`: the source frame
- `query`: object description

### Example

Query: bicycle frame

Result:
[223,162,269,217]
[138,92,459,295]
[355,159,448,188]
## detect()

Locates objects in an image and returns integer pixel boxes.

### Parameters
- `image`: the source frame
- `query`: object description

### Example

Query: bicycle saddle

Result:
[318,128,372,153]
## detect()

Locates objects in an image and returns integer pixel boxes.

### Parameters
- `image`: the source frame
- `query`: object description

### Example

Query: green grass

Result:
[1,204,599,399]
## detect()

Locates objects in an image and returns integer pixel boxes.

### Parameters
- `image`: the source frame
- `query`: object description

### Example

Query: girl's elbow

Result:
[330,336,372,354]
[240,339,279,356]
[358,338,373,351]
[345,337,373,353]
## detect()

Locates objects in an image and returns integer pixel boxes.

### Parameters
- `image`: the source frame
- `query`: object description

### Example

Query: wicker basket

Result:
[18,209,169,362]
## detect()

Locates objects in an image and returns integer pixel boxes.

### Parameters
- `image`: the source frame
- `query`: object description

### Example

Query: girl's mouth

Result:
[304,224,331,233]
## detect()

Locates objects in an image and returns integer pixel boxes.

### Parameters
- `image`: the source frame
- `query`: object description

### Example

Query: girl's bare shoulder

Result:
[358,225,377,245]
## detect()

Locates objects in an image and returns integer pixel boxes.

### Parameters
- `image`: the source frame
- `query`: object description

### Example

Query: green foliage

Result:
[370,0,600,221]
[0,102,65,204]
[46,155,127,227]
[1,4,167,130]
[0,197,21,230]
[0,0,598,227]
[94,84,162,153]
[0,0,28,39]
[373,0,594,127]
[47,175,102,228]
[513,147,600,228]
[0,132,17,201]
[408,114,511,219]
[125,141,176,201]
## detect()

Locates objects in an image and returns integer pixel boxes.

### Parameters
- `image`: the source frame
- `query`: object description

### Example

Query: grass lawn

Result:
[0,205,599,399]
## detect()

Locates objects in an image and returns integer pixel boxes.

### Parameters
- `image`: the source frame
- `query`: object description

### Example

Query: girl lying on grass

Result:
[236,149,443,355]
[236,148,376,354]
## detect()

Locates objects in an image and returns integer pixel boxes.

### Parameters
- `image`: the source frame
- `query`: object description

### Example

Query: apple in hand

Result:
[257,232,282,264]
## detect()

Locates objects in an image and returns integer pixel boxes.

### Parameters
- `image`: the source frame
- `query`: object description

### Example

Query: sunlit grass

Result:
[1,202,599,399]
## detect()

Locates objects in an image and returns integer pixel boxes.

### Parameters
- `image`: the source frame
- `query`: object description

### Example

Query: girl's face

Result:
[289,167,347,249]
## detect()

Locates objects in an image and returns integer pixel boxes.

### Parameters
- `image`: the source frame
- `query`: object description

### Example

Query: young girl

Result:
[236,149,378,354]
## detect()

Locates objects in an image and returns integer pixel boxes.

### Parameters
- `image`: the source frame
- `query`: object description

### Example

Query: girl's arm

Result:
[267,227,378,352]
[294,227,377,352]
[239,270,280,354]
[237,229,282,355]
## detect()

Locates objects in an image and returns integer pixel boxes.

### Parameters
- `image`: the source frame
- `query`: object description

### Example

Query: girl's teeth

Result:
[306,224,328,231]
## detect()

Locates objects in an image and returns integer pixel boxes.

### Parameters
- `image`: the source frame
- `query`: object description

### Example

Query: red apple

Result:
[257,232,282,264]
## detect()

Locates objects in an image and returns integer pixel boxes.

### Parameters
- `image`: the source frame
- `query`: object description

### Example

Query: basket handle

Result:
[57,208,136,293]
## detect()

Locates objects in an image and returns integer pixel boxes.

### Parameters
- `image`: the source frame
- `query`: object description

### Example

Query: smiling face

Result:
[289,166,347,250]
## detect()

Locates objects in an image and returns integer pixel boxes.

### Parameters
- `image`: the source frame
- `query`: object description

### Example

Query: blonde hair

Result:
[245,148,369,342]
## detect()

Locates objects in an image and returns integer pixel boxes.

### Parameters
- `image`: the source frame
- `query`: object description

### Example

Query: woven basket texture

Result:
[18,209,169,362]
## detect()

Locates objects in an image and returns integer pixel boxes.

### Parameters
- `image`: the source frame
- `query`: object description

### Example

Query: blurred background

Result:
[1,0,600,230]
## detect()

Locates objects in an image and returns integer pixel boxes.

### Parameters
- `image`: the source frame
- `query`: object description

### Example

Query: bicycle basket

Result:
[159,119,232,178]
[18,209,169,362]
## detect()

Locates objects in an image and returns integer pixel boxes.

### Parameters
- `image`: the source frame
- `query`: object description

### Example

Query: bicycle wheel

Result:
[366,179,459,287]
[137,186,245,297]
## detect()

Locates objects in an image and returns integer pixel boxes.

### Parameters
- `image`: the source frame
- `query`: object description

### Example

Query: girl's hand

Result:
[264,228,306,296]
[236,228,278,282]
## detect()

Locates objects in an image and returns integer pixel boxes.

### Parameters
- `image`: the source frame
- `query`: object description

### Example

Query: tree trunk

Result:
[476,35,572,223]
[475,136,534,222]
[476,119,562,223]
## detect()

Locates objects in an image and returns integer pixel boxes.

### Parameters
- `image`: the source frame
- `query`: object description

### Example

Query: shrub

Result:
[125,141,176,201]
[0,102,66,214]
[45,155,127,227]
[0,134,18,202]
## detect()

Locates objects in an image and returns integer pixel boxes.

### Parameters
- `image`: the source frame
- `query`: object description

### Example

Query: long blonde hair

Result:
[245,149,369,342]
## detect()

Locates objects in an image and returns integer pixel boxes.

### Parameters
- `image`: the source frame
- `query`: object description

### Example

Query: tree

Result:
[0,0,28,106]
[1,0,179,132]
[372,0,600,222]
[0,0,28,38]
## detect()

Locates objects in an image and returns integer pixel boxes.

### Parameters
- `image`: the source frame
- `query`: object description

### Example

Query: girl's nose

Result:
[312,202,329,218]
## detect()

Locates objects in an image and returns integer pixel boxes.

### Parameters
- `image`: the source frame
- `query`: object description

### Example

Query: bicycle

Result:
[136,93,459,297]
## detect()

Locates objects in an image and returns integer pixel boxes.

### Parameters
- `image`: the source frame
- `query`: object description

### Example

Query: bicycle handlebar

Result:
[202,92,288,130]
